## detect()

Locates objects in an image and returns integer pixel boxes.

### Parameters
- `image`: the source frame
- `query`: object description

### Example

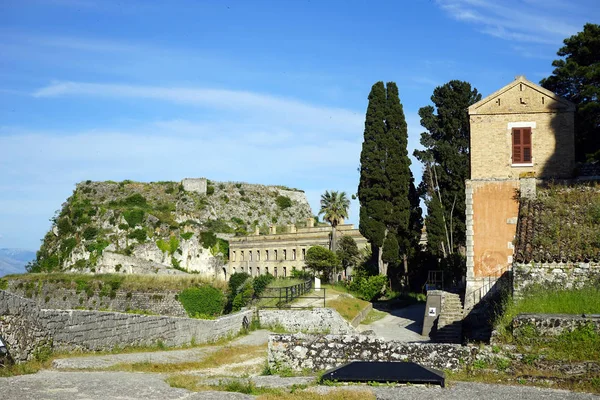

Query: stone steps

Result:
[434,293,464,344]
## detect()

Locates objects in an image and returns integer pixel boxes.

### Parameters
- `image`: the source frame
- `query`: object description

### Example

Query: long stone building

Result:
[228,218,368,278]
[465,75,575,309]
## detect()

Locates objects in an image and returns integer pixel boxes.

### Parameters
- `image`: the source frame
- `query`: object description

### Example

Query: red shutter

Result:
[512,128,522,163]
[512,127,532,164]
[522,128,532,162]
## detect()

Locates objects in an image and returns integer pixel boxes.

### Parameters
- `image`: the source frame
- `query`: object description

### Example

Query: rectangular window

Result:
[283,249,287,260]
[302,248,306,260]
[274,250,278,260]
[257,251,260,261]
[232,251,236,262]
[292,249,296,260]
[512,127,532,164]
[249,250,252,261]
[266,250,269,261]
[241,251,244,261]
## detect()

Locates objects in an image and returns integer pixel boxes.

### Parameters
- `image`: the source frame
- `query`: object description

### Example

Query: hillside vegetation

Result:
[30,179,312,274]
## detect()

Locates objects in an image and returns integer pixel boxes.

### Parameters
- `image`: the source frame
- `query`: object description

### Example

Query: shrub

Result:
[276,195,292,209]
[122,193,147,207]
[61,237,77,256]
[123,209,145,227]
[228,272,251,296]
[253,274,275,296]
[128,229,147,242]
[118,223,129,230]
[82,226,99,240]
[178,286,225,318]
[232,284,254,312]
[181,232,194,240]
[200,231,217,249]
[206,185,215,195]
[351,275,387,301]
[57,217,73,234]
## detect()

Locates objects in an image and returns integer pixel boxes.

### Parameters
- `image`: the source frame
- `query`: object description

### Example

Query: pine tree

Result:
[414,80,481,254]
[541,23,600,161]
[358,81,414,277]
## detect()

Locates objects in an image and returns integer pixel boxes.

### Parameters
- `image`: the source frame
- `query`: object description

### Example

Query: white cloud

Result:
[33,81,363,137]
[436,0,583,45]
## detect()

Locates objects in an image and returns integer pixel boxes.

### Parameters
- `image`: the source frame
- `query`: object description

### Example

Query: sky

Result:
[1,0,598,251]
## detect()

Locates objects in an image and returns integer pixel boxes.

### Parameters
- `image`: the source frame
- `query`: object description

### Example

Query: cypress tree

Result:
[358,81,414,277]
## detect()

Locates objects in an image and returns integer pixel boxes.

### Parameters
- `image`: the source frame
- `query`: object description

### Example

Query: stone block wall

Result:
[42,308,253,352]
[0,289,252,359]
[268,333,477,372]
[512,314,600,340]
[181,178,207,194]
[258,308,355,334]
[7,280,186,317]
[513,262,600,297]
[0,291,52,362]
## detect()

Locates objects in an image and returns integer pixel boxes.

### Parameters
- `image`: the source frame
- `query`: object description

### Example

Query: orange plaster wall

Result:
[473,181,519,277]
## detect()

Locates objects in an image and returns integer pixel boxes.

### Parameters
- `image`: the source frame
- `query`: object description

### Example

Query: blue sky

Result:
[1,0,598,251]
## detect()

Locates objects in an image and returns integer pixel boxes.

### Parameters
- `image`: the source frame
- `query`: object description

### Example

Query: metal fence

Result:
[257,279,326,308]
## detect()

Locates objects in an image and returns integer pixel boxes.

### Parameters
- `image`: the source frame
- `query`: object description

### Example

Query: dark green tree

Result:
[414,80,481,254]
[541,23,600,161]
[358,81,413,277]
[336,235,360,278]
[304,246,340,281]
[318,190,350,252]
[424,195,446,257]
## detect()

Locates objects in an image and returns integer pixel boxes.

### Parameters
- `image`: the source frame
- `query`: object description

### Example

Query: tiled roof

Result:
[514,186,600,264]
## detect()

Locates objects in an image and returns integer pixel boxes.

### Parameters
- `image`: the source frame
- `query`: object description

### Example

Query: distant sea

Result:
[0,248,36,277]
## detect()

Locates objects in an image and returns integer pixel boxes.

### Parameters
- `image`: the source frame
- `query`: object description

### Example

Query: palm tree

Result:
[318,190,350,253]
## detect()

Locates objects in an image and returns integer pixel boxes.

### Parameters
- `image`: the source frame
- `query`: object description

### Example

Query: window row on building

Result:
[231,247,307,262]
[231,264,295,278]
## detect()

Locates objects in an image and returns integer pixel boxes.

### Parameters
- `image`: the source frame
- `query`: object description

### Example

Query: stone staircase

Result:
[435,292,463,344]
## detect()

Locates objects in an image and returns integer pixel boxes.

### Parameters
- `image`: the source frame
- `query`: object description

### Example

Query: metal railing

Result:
[465,266,512,308]
[257,279,326,308]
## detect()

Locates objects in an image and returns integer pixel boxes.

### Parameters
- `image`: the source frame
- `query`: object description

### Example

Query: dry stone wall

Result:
[512,313,600,340]
[0,289,253,360]
[513,262,600,297]
[268,334,477,372]
[6,280,186,317]
[258,308,354,334]
[0,291,52,362]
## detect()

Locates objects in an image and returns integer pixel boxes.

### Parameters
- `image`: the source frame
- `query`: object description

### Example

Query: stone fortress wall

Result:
[0,289,355,363]
[6,279,187,317]
[228,217,369,278]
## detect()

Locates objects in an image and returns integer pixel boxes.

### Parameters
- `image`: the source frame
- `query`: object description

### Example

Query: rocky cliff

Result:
[31,179,312,277]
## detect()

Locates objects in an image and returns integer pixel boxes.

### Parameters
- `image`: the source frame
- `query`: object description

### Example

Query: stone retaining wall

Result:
[7,280,186,317]
[0,289,252,359]
[0,290,52,362]
[513,262,600,296]
[350,303,372,328]
[258,308,354,334]
[268,333,477,372]
[512,313,600,339]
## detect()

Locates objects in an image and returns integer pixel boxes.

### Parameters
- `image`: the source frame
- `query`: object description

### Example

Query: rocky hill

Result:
[30,178,313,277]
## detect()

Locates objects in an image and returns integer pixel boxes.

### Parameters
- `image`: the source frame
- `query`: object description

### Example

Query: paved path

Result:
[357,303,429,342]
[53,329,271,370]
[2,371,597,400]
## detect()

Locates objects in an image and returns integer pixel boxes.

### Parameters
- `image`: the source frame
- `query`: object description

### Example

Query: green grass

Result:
[4,273,228,292]
[495,286,600,342]
[360,309,387,325]
[326,296,370,322]
[494,286,600,362]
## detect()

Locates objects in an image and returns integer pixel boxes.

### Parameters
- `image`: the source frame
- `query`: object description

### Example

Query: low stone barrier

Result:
[258,308,354,334]
[350,303,373,328]
[268,333,477,372]
[512,313,600,339]
[513,262,600,297]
